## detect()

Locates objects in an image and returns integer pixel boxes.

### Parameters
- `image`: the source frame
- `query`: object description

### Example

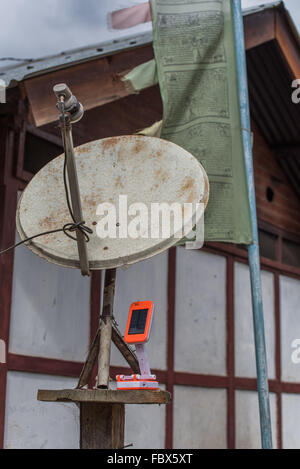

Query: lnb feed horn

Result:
[53,83,84,123]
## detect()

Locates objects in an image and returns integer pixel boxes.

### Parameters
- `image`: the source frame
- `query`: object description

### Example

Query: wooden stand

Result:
[76,269,140,390]
[37,269,171,449]
[38,389,171,449]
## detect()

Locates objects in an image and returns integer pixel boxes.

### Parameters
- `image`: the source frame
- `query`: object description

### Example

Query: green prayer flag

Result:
[121,59,158,93]
[150,0,253,243]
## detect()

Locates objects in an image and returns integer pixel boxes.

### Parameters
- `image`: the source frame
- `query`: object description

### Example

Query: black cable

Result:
[0,99,93,257]
[0,222,89,257]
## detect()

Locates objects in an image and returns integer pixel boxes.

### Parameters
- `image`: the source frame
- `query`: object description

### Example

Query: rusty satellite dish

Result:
[16,135,209,270]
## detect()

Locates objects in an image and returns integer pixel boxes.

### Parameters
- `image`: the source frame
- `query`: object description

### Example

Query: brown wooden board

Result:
[38,388,171,405]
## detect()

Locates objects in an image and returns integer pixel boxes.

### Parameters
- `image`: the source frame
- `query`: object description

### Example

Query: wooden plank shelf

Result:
[37,388,171,405]
[38,388,171,448]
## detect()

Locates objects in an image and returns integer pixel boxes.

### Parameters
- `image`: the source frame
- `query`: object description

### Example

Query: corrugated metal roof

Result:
[0,1,286,88]
[243,1,283,16]
[0,31,153,87]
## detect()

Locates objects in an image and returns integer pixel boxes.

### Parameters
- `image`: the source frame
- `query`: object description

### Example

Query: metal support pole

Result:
[97,269,116,389]
[53,83,90,276]
[62,124,90,276]
[232,0,273,449]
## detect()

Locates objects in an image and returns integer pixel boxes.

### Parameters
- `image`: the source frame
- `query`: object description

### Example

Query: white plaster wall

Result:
[4,372,79,449]
[280,276,300,382]
[282,393,300,449]
[111,252,168,370]
[9,234,90,362]
[235,390,277,449]
[173,386,227,449]
[174,248,226,375]
[234,263,275,379]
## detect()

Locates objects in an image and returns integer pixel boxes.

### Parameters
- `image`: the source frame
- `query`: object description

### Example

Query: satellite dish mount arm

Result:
[53,83,90,276]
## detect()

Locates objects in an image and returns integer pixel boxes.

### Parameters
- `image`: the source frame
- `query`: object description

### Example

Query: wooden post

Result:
[80,403,124,449]
[97,269,116,388]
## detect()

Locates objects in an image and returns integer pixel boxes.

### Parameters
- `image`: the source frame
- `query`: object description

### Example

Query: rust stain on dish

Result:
[154,167,169,183]
[100,137,116,152]
[161,172,168,183]
[82,195,98,208]
[133,138,144,155]
[187,188,197,203]
[179,176,195,198]
[76,145,88,155]
[39,216,56,232]
[115,176,124,189]
[154,149,163,159]
[40,216,52,227]
[38,206,71,232]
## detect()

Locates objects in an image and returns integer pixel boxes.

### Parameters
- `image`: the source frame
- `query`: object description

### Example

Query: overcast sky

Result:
[0,0,299,65]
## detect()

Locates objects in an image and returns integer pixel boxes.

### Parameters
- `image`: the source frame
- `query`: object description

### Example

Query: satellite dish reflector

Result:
[16,135,209,270]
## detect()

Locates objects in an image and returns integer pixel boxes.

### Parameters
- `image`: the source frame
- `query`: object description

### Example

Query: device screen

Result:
[128,309,148,335]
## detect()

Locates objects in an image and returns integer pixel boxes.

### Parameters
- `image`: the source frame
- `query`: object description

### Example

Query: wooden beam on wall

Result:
[244,7,300,77]
[24,45,154,127]
[244,9,276,50]
[275,9,300,78]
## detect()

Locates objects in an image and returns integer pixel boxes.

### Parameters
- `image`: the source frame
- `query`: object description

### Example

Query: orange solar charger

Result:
[116,301,159,391]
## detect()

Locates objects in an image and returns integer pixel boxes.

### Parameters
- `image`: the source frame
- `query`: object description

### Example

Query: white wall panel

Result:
[235,390,277,449]
[282,393,300,449]
[4,372,79,449]
[112,252,168,370]
[234,263,275,379]
[9,235,90,362]
[174,249,226,375]
[173,386,227,449]
[280,276,300,382]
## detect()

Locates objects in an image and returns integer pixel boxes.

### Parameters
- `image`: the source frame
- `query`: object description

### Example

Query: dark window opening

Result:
[236,223,300,268]
[282,238,300,269]
[259,229,277,260]
[23,133,62,174]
